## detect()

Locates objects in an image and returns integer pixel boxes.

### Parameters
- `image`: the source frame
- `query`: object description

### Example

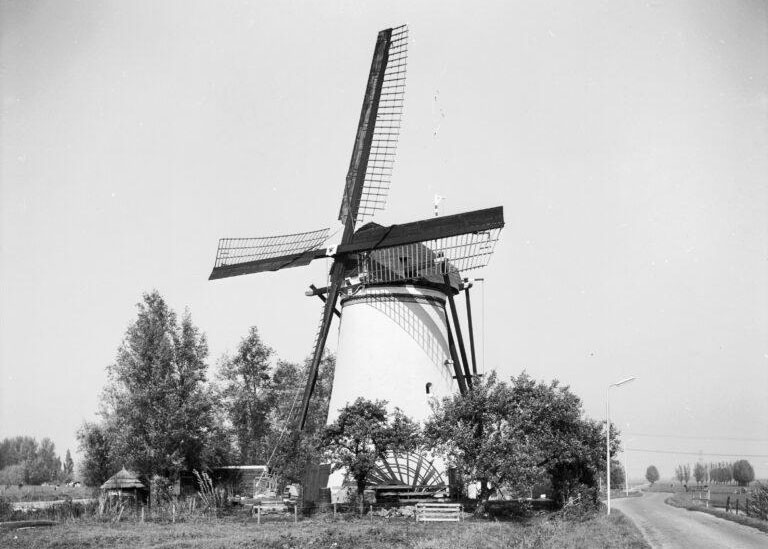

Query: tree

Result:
[27,438,61,484]
[217,326,275,463]
[266,353,335,483]
[694,461,706,485]
[322,398,419,514]
[733,460,755,487]
[77,421,117,486]
[0,436,64,485]
[82,291,221,482]
[683,463,691,485]
[645,465,659,486]
[62,450,74,481]
[0,464,25,485]
[0,436,38,474]
[425,372,617,510]
[610,461,625,490]
[675,464,685,486]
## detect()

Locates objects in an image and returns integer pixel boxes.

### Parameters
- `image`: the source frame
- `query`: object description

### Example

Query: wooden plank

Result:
[337,206,504,255]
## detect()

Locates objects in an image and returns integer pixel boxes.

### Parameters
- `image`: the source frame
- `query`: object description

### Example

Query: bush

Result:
[733,460,755,487]
[645,465,659,485]
[746,482,768,521]
[0,464,26,485]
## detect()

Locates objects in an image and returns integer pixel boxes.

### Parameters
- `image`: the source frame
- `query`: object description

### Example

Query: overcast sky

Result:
[2,0,766,480]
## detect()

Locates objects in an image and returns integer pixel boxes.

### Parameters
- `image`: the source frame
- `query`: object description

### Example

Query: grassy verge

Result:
[608,489,643,500]
[665,493,768,535]
[1,511,649,548]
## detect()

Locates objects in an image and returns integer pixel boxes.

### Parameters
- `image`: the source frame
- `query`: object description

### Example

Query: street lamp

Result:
[607,376,636,515]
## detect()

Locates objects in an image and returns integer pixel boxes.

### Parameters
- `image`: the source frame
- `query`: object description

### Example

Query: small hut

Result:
[101,467,149,504]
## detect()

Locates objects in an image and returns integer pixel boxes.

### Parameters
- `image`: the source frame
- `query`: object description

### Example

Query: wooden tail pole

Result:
[445,275,473,390]
[443,308,467,394]
[464,284,478,376]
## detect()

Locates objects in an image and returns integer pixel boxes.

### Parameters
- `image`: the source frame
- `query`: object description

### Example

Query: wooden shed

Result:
[100,467,149,504]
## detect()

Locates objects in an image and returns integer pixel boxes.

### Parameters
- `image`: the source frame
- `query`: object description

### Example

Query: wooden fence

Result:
[415,502,462,522]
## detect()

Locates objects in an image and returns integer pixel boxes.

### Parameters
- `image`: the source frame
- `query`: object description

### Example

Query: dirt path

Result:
[612,492,768,549]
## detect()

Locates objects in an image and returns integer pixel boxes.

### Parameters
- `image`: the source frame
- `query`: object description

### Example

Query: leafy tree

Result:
[733,459,755,486]
[217,326,274,463]
[0,436,64,484]
[683,463,691,485]
[26,438,61,484]
[266,353,335,483]
[610,461,625,490]
[81,291,221,482]
[675,464,685,486]
[694,461,706,485]
[0,436,38,472]
[77,421,117,486]
[0,464,26,485]
[425,372,617,510]
[62,450,74,481]
[322,398,419,514]
[645,465,659,485]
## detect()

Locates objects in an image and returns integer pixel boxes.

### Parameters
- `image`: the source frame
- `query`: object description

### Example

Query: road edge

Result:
[664,495,768,535]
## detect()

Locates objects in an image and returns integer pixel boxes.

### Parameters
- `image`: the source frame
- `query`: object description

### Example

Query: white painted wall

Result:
[327,284,457,424]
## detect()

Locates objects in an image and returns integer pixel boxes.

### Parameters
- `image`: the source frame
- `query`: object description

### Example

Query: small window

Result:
[425,382,433,395]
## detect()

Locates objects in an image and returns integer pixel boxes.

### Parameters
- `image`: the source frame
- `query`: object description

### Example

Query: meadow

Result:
[1,510,649,549]
[646,480,764,511]
[1,485,95,503]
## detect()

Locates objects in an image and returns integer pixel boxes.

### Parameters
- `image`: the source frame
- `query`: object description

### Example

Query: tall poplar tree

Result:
[85,291,220,481]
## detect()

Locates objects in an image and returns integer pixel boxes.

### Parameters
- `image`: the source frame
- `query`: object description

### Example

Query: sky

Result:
[1,0,767,481]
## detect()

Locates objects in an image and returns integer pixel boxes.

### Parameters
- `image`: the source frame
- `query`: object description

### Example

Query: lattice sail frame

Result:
[356,227,502,285]
[367,450,446,489]
[354,25,408,226]
[213,228,330,269]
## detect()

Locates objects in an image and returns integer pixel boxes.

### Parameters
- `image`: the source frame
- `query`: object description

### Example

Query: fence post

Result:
[370,504,373,522]
[172,503,175,523]
[333,503,337,519]
[257,506,261,525]
[294,504,298,524]
[140,506,144,523]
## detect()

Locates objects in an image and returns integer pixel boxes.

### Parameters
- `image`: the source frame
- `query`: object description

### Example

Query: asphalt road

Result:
[612,492,768,549]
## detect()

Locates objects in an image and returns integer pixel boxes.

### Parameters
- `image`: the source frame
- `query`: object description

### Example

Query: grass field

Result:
[646,481,759,511]
[1,511,649,548]
[1,485,95,502]
[665,491,768,535]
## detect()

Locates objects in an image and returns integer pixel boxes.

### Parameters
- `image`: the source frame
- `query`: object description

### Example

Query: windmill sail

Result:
[209,227,330,280]
[359,228,503,285]
[339,25,408,228]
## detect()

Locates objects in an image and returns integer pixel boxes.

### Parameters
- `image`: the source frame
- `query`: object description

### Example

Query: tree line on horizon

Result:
[76,290,623,510]
[0,436,74,485]
[671,460,755,487]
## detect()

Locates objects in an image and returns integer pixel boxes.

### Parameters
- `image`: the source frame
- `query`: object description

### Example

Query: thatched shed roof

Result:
[100,467,148,491]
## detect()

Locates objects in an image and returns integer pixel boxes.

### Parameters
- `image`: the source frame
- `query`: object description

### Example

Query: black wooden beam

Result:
[444,307,467,395]
[445,275,473,390]
[309,285,341,318]
[465,285,478,376]
[336,206,504,256]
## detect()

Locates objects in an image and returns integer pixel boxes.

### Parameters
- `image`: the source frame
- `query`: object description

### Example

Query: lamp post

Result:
[607,376,636,515]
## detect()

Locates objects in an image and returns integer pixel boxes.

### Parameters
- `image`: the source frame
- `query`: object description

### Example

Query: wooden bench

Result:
[415,502,462,522]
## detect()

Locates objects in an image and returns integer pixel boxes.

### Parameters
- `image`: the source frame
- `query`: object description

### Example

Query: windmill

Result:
[209,25,504,498]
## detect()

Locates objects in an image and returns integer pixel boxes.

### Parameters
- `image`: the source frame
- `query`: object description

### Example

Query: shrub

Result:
[733,460,755,487]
